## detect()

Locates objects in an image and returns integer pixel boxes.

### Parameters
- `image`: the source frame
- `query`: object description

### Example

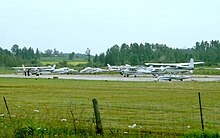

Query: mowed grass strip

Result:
[0,78,220,135]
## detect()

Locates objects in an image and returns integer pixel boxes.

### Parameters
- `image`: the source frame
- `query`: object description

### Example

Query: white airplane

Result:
[107,64,131,72]
[12,65,56,76]
[120,66,152,77]
[107,64,121,72]
[79,67,107,74]
[52,67,78,74]
[149,66,167,77]
[146,58,204,81]
[145,58,204,74]
[145,58,204,69]
[158,75,191,81]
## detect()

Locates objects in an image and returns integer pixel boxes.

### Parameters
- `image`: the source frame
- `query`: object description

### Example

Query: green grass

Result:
[40,56,87,62]
[68,61,87,66]
[0,68,15,74]
[0,78,220,137]
[41,61,87,66]
[194,67,220,75]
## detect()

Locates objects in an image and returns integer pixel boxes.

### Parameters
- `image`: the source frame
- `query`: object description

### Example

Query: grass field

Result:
[41,61,87,66]
[0,68,15,74]
[0,78,220,137]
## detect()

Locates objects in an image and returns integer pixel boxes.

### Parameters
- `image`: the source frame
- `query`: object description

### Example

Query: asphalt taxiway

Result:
[0,74,220,82]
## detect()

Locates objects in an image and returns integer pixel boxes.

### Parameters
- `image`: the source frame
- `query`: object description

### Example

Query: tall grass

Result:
[0,78,220,137]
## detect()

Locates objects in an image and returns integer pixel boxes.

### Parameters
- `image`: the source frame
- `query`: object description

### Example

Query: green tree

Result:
[36,48,40,59]
[69,52,75,60]
[98,53,105,66]
[11,44,20,55]
[93,54,99,66]
[53,48,59,56]
[85,48,91,63]
[59,60,68,67]
[120,43,130,64]
[44,49,53,57]
[129,43,140,65]
[105,45,120,65]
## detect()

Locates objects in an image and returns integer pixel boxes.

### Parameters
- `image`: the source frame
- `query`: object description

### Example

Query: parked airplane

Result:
[107,64,121,72]
[158,75,191,81]
[13,64,77,75]
[147,58,204,81]
[12,65,55,76]
[120,66,152,77]
[145,58,204,66]
[107,64,131,72]
[79,67,107,74]
[145,58,204,74]
[150,66,167,77]
[52,67,78,74]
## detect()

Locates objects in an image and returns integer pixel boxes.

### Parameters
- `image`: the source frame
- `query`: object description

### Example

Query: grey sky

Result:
[0,0,219,55]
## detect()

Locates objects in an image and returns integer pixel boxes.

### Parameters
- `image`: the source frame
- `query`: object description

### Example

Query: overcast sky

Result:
[0,0,220,55]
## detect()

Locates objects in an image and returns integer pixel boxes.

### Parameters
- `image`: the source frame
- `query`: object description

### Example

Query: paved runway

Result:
[0,74,220,82]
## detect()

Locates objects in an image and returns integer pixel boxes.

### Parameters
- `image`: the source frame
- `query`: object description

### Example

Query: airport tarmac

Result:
[0,74,220,82]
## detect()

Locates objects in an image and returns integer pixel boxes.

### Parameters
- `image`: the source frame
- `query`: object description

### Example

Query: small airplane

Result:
[52,67,78,74]
[145,58,204,69]
[79,67,107,74]
[107,64,131,72]
[158,75,191,81]
[120,66,152,77]
[145,58,204,81]
[149,66,167,77]
[12,65,56,76]
[145,58,204,74]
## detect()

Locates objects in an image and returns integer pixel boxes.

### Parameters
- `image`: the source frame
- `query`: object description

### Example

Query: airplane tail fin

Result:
[52,64,56,70]
[107,64,111,70]
[125,64,131,68]
[148,65,153,70]
[189,58,194,68]
[22,64,25,71]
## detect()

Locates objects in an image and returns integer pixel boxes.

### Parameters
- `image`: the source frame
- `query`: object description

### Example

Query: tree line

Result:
[0,40,220,67]
[93,40,220,66]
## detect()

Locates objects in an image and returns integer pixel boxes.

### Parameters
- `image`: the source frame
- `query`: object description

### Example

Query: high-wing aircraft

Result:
[13,65,77,75]
[145,58,204,74]
[107,64,131,72]
[12,65,56,76]
[120,66,152,77]
[79,67,107,74]
[149,66,167,77]
[145,58,204,69]
[147,58,205,81]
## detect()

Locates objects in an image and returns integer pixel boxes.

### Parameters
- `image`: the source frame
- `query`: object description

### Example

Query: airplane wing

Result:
[193,62,205,65]
[145,63,178,66]
[12,66,52,69]
[145,61,204,66]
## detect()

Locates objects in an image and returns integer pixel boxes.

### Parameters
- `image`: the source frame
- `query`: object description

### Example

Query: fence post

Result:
[3,97,11,119]
[92,98,103,135]
[198,92,204,131]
